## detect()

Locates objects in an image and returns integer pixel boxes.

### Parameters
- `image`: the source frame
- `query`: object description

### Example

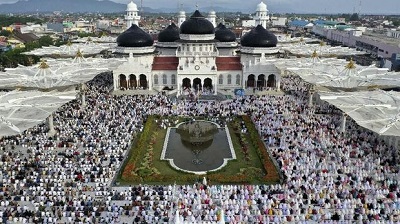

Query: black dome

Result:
[215,23,224,30]
[158,23,180,42]
[240,25,277,48]
[117,24,154,47]
[180,10,215,35]
[215,24,236,42]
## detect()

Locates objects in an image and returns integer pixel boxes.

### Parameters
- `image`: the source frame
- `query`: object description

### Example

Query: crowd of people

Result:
[0,72,399,223]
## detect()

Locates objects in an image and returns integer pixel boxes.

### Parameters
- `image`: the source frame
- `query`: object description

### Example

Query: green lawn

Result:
[117,115,280,185]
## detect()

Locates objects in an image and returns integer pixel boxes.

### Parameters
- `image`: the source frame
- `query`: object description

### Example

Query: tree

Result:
[38,35,54,47]
[349,13,359,21]
[392,19,400,27]
[54,39,67,47]
[0,30,12,37]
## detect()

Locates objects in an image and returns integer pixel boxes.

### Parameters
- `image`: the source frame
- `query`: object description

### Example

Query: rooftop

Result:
[362,31,400,46]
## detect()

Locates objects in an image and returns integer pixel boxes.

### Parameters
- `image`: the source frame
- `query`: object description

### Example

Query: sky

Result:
[0,0,399,14]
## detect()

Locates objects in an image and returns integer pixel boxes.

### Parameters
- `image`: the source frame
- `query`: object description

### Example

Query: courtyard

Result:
[117,115,280,185]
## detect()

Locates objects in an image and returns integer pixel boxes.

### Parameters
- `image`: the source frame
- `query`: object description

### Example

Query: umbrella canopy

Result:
[0,90,76,137]
[287,59,395,89]
[73,36,117,43]
[0,55,125,89]
[319,90,400,136]
[276,35,315,44]
[280,42,364,57]
[23,42,115,57]
[272,56,347,72]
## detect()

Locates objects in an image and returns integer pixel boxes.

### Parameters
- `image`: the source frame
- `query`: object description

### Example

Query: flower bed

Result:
[242,115,280,182]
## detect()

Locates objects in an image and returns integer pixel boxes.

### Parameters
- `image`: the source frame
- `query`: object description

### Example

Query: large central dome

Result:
[180,10,215,35]
[117,24,154,48]
[240,25,277,48]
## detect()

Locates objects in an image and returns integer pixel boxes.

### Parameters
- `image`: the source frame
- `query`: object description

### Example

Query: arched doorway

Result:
[267,74,276,88]
[257,74,265,88]
[139,74,147,89]
[203,78,212,90]
[129,74,137,89]
[119,74,127,90]
[247,74,255,88]
[182,78,191,89]
[193,78,202,90]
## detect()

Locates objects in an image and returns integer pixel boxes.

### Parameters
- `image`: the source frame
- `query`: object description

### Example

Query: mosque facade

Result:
[113,1,281,95]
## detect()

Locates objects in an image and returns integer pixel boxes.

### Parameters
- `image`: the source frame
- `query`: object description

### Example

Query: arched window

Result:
[154,74,158,85]
[236,74,241,85]
[162,74,167,84]
[227,74,232,85]
[171,74,176,85]
[218,74,223,85]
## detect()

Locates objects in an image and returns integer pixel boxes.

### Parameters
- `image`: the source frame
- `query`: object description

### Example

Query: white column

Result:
[148,75,152,90]
[136,78,139,89]
[341,113,347,133]
[48,114,56,136]
[276,79,281,91]
[113,75,118,90]
[177,76,181,96]
[213,76,217,95]
[242,74,246,89]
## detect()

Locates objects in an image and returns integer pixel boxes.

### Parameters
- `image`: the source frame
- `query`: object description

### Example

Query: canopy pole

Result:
[81,83,87,107]
[340,113,347,133]
[81,92,86,107]
[48,114,56,136]
[308,90,314,106]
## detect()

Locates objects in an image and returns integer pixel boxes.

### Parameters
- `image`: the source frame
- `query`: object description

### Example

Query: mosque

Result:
[113,1,281,95]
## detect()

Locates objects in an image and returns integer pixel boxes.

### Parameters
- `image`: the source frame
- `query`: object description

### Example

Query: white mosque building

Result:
[113,1,281,95]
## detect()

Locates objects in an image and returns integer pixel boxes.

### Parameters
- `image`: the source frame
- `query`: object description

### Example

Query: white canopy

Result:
[319,90,400,136]
[276,36,316,45]
[272,57,347,72]
[0,55,125,89]
[286,59,397,89]
[0,90,76,137]
[280,42,364,57]
[73,36,117,43]
[23,42,115,57]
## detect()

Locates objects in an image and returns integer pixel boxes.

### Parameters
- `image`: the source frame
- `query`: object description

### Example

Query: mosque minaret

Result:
[255,1,269,28]
[207,10,217,28]
[178,10,186,28]
[125,1,141,28]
